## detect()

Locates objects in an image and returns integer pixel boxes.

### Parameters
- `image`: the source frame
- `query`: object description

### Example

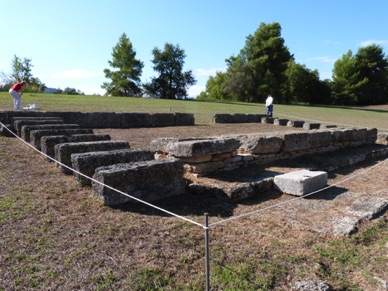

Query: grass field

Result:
[1,92,388,130]
[1,92,387,290]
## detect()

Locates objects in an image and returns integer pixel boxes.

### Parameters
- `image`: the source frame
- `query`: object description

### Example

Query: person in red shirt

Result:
[9,81,26,110]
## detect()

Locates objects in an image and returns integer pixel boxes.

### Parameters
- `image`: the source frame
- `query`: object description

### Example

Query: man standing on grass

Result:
[265,94,274,117]
[8,81,26,110]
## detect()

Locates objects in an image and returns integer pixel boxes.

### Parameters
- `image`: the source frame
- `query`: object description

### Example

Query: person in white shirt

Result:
[265,95,274,117]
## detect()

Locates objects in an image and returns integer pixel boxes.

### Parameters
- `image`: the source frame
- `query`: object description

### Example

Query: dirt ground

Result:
[1,123,387,290]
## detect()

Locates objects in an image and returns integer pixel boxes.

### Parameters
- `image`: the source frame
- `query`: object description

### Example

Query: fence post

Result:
[205,213,210,291]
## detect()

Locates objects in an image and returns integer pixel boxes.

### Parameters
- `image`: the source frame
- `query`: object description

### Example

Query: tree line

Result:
[2,22,387,105]
[0,56,84,95]
[197,22,388,106]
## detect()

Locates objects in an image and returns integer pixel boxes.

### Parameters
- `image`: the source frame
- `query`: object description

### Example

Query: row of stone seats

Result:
[6,116,185,206]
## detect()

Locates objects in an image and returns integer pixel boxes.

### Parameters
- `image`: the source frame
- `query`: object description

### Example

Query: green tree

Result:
[7,55,46,92]
[282,60,331,104]
[197,71,227,101]
[10,55,33,82]
[332,50,368,105]
[355,44,388,105]
[332,45,388,105]
[102,33,144,97]
[207,22,293,103]
[143,43,196,99]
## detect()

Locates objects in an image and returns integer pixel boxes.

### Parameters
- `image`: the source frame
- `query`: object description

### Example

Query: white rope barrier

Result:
[1,120,387,230]
[0,121,204,228]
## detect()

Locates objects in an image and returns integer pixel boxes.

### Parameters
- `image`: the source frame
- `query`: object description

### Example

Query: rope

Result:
[1,120,387,230]
[0,121,204,228]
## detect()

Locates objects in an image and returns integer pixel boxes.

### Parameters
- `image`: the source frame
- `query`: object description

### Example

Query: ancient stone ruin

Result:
[1,110,387,227]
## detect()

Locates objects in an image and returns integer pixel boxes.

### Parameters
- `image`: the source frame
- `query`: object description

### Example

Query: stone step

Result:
[92,159,185,206]
[40,133,110,158]
[31,129,96,150]
[14,118,64,136]
[21,124,80,142]
[71,149,154,186]
[55,141,130,174]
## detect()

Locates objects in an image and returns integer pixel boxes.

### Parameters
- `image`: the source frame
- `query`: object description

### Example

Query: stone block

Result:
[303,123,321,130]
[274,118,289,126]
[21,124,80,142]
[87,112,121,128]
[174,113,195,126]
[320,124,337,129]
[41,133,109,158]
[309,131,332,148]
[377,132,388,145]
[13,118,64,136]
[240,135,283,154]
[72,149,154,186]
[118,112,153,128]
[31,128,95,150]
[287,120,305,128]
[274,170,328,196]
[92,159,185,206]
[261,117,274,124]
[151,113,175,127]
[167,137,241,158]
[55,140,130,174]
[282,132,311,152]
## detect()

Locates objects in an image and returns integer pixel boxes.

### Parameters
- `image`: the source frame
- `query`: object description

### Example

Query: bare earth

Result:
[1,123,387,290]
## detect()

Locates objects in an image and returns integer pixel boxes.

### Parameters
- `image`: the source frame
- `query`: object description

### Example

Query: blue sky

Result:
[1,0,387,97]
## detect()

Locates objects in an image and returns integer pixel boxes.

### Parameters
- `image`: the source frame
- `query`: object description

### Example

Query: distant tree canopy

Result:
[198,22,388,106]
[143,43,196,99]
[332,45,388,105]
[0,55,46,93]
[102,33,144,97]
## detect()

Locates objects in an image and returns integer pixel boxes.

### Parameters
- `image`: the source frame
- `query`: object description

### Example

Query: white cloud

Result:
[52,70,103,79]
[194,67,226,77]
[360,40,388,47]
[188,85,205,98]
[314,56,338,64]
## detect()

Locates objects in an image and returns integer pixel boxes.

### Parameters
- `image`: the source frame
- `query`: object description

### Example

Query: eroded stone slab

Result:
[274,170,328,196]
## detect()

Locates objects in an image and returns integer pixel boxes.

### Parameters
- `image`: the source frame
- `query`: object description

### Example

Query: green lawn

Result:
[1,92,387,130]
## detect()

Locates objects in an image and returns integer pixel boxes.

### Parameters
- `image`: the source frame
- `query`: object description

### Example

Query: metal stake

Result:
[205,213,210,291]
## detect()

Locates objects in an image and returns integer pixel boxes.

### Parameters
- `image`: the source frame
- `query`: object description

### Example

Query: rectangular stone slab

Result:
[274,170,328,196]
[92,159,185,206]
[55,140,130,174]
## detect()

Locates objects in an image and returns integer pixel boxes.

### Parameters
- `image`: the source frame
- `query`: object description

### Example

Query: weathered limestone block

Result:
[274,170,328,196]
[167,138,241,158]
[184,161,225,174]
[212,114,266,123]
[261,117,274,124]
[150,137,204,153]
[239,135,283,154]
[287,120,305,128]
[303,123,321,130]
[118,112,153,128]
[21,124,80,142]
[309,131,332,148]
[330,128,354,142]
[320,124,337,129]
[274,118,289,126]
[41,133,108,158]
[0,124,13,137]
[31,128,95,150]
[282,132,311,152]
[345,197,388,220]
[92,159,185,206]
[14,118,64,136]
[366,128,377,144]
[86,112,121,128]
[174,113,195,126]
[71,149,154,186]
[376,132,388,145]
[350,128,368,142]
[55,140,130,174]
[151,113,175,127]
